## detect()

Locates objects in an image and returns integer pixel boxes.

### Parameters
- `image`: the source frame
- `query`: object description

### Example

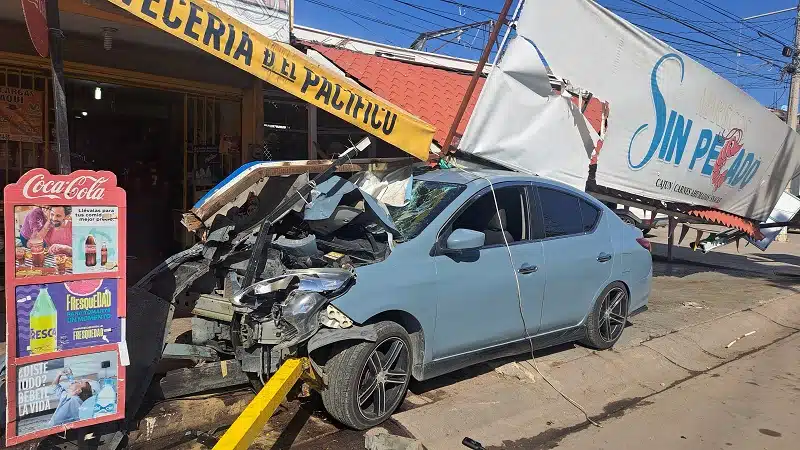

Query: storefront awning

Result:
[106,0,436,160]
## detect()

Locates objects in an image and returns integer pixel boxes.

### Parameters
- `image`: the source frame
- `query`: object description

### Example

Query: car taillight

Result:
[636,237,651,252]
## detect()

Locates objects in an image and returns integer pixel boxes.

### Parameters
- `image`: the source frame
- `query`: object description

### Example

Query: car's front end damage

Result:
[135,140,413,386]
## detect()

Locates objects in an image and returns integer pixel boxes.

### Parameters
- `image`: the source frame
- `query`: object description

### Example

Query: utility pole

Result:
[747,4,800,241]
[776,2,800,241]
[46,0,72,174]
[786,3,800,134]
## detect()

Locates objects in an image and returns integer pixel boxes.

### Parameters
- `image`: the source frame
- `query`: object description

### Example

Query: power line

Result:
[433,0,505,16]
[661,0,791,51]
[624,0,783,68]
[372,0,487,47]
[612,7,793,25]
[620,0,783,62]
[302,0,489,53]
[388,0,482,27]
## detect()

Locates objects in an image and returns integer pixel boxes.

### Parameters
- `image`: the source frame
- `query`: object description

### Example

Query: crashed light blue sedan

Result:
[178,166,652,430]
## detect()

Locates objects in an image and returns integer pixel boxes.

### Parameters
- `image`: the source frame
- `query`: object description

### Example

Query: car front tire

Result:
[321,321,412,430]
[582,282,629,350]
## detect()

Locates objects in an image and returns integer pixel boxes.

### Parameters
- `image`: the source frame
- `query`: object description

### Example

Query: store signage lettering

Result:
[22,173,109,201]
[109,0,435,160]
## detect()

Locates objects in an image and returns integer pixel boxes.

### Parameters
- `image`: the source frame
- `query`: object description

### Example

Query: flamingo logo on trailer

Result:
[21,173,109,201]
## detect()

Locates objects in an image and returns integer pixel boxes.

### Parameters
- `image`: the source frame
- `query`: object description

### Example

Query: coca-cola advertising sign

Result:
[3,169,127,446]
[22,173,110,201]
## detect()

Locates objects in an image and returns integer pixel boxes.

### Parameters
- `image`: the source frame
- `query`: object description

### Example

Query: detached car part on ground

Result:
[137,159,652,430]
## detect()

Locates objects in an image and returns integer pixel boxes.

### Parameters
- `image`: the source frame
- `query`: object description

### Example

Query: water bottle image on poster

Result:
[15,279,121,357]
[15,350,120,437]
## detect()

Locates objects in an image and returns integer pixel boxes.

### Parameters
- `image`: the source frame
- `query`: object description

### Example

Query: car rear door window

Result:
[537,187,583,238]
[579,200,600,232]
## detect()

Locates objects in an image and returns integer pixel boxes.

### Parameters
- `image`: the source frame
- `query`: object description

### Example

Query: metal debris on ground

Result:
[726,330,757,348]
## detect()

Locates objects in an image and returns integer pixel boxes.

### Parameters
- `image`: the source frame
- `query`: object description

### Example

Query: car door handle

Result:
[518,264,538,274]
[597,252,613,263]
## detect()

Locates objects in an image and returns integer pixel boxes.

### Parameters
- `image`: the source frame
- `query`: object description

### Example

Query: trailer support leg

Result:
[668,216,676,262]
[213,358,306,450]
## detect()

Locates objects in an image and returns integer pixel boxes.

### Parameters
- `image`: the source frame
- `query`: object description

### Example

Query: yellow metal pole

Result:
[213,358,306,450]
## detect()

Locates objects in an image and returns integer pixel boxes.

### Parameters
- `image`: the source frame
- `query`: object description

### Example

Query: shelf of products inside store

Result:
[186,137,240,204]
[187,143,225,205]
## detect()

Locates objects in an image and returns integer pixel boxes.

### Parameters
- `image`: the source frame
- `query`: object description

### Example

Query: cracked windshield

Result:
[388,180,464,240]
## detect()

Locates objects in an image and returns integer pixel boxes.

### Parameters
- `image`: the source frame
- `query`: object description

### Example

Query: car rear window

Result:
[538,187,583,238]
[579,200,600,232]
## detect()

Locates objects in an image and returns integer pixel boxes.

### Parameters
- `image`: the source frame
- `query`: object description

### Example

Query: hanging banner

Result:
[4,169,127,446]
[0,87,44,143]
[518,0,800,221]
[106,0,435,160]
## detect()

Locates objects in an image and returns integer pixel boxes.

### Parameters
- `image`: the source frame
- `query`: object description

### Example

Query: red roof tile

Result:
[308,43,486,146]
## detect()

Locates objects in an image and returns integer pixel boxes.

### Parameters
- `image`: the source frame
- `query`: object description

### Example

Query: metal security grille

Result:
[0,65,52,193]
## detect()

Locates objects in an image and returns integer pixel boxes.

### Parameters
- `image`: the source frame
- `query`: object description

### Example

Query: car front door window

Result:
[448,186,527,247]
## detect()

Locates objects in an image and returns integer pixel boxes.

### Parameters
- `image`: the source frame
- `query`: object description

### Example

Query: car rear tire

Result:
[582,282,629,350]
[321,321,412,430]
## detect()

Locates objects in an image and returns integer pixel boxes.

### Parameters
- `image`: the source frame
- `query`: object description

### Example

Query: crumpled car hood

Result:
[186,162,405,241]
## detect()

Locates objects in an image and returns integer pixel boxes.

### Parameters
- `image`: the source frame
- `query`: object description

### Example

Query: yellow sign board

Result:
[107,0,436,160]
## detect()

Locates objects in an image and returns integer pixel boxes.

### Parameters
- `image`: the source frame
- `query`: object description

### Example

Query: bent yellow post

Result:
[212,358,305,450]
[105,0,436,160]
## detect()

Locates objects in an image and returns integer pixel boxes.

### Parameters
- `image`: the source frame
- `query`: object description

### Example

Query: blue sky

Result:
[294,0,798,108]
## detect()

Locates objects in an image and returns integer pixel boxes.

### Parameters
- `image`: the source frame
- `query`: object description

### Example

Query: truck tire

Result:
[321,321,412,430]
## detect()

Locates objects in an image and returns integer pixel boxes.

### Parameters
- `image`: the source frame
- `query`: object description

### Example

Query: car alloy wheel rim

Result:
[599,287,627,342]
[356,337,410,421]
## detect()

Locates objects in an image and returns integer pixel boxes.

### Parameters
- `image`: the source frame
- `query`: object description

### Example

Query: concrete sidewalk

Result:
[393,291,800,449]
[553,332,800,449]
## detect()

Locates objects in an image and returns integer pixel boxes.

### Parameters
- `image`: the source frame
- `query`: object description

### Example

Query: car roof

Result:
[414,168,588,197]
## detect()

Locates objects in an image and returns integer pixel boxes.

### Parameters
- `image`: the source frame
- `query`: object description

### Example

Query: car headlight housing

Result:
[278,290,328,348]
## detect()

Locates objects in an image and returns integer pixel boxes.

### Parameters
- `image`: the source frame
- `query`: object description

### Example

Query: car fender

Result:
[307,324,379,353]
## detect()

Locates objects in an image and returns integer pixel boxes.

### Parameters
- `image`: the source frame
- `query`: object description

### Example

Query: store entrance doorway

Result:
[67,80,184,281]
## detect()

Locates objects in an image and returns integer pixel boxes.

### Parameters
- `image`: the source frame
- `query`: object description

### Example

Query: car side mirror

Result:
[444,228,485,252]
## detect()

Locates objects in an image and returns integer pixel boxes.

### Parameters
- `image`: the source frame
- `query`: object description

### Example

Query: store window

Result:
[0,66,53,193]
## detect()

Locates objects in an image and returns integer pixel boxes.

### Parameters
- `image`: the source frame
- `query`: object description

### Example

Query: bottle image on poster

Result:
[29,287,57,355]
[15,280,121,357]
[15,351,120,436]
[71,207,118,274]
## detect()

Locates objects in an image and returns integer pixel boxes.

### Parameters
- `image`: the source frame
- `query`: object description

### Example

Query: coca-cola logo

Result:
[22,173,108,200]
